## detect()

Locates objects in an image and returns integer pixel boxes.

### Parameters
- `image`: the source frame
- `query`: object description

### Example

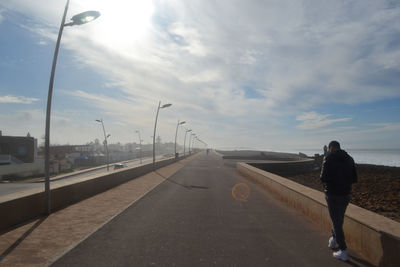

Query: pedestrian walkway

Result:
[0,155,197,267]
[53,152,368,266]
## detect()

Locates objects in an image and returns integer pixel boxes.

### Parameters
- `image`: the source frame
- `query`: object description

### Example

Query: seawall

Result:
[237,162,400,267]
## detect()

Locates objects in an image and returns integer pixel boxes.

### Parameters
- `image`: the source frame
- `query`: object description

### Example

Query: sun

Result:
[76,0,155,48]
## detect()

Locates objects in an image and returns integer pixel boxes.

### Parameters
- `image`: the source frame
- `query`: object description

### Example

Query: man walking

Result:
[320,141,358,261]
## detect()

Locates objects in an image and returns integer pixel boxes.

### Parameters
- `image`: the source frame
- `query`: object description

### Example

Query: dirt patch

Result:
[286,164,400,222]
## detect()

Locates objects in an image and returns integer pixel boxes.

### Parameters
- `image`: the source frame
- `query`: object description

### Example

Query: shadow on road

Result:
[0,216,47,262]
[154,171,209,190]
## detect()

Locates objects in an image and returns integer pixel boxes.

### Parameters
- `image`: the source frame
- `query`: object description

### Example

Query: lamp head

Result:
[179,121,186,125]
[161,103,172,108]
[69,11,101,26]
[95,119,102,122]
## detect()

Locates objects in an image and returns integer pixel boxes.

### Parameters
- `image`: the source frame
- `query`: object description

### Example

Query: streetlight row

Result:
[151,101,204,163]
[94,110,198,173]
[43,0,206,214]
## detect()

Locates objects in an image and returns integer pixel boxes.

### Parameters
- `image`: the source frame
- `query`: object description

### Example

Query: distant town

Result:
[0,130,185,181]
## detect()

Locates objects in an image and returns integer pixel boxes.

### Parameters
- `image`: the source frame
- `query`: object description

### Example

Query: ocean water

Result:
[297,149,400,167]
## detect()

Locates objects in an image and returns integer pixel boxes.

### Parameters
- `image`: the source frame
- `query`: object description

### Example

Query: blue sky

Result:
[1,0,400,151]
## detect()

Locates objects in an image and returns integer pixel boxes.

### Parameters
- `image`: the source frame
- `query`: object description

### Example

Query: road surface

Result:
[52,152,360,266]
[0,155,165,196]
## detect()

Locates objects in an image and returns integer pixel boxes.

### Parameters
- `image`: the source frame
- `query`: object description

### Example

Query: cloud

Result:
[296,112,352,130]
[0,9,4,24]
[37,40,48,46]
[2,0,400,149]
[9,1,400,111]
[356,122,400,134]
[167,22,208,57]
[0,95,39,104]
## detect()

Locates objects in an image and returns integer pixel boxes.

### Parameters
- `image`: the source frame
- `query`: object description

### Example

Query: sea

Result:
[218,147,400,167]
[293,149,400,167]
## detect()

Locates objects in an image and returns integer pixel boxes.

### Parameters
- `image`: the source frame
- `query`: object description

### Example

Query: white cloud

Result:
[296,112,352,130]
[168,22,208,57]
[238,50,261,65]
[0,9,4,24]
[2,0,400,149]
[356,123,400,134]
[37,40,48,46]
[0,95,39,104]
[12,1,400,111]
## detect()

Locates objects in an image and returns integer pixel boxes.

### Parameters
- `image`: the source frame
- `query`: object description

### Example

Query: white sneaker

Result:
[333,250,349,261]
[328,236,336,249]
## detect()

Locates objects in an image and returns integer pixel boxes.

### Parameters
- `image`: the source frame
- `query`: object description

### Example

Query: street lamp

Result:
[174,120,186,158]
[67,11,100,26]
[183,129,192,156]
[188,133,196,154]
[192,136,198,152]
[153,101,172,164]
[44,0,100,214]
[135,130,142,164]
[95,119,110,171]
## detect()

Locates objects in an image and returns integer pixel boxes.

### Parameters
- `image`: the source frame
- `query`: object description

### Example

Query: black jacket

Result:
[320,149,358,196]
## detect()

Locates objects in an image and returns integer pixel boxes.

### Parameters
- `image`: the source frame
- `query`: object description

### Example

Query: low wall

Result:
[0,156,190,233]
[249,158,315,176]
[237,162,400,267]
[0,162,44,180]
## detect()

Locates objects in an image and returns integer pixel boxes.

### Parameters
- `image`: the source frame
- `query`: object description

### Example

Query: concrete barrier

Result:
[248,158,315,176]
[237,162,400,267]
[0,162,44,180]
[0,155,192,233]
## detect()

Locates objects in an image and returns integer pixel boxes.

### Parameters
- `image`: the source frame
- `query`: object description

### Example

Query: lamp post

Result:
[183,129,192,156]
[44,0,100,215]
[153,101,172,164]
[188,133,195,154]
[135,130,142,164]
[95,119,110,171]
[192,137,197,152]
[174,120,186,158]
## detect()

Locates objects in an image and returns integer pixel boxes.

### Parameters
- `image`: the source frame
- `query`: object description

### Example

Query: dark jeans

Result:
[325,194,350,250]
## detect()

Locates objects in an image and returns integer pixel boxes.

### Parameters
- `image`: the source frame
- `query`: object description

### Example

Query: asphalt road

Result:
[52,152,363,267]
[0,155,165,196]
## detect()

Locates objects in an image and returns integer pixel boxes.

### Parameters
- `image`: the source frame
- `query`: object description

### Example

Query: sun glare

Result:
[79,0,155,49]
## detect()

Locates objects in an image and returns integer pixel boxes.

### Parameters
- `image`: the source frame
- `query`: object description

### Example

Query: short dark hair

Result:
[329,140,341,150]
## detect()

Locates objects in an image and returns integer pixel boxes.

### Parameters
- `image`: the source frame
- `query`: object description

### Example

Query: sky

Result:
[0,0,400,151]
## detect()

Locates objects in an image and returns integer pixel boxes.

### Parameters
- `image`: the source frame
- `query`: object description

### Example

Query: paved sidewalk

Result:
[0,155,198,267]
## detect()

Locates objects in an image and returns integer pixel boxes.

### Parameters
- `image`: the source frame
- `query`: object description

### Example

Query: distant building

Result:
[45,145,91,159]
[0,133,36,165]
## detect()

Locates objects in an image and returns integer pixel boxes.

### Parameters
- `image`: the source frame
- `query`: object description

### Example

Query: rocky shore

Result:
[286,164,400,222]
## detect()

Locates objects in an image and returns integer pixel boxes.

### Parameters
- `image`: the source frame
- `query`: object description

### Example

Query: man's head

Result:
[328,141,341,152]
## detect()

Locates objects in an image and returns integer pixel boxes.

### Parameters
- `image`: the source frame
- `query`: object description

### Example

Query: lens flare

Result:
[232,183,250,202]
